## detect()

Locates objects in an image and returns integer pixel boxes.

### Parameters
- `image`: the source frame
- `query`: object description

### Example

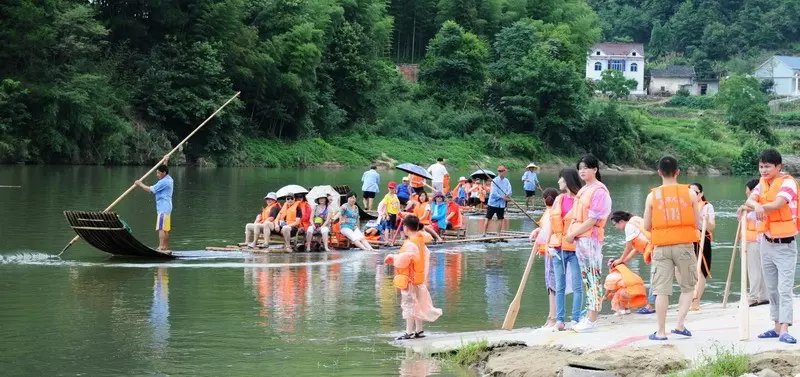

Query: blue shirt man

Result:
[360,166,380,211]
[396,177,412,205]
[522,169,538,192]
[135,164,174,252]
[483,165,511,236]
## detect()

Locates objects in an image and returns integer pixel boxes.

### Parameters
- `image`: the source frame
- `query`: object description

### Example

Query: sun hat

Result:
[458,176,467,181]
[526,163,539,169]
[402,176,409,181]
[264,192,278,200]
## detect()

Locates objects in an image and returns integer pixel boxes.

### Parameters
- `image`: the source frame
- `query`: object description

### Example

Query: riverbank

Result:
[399,298,800,376]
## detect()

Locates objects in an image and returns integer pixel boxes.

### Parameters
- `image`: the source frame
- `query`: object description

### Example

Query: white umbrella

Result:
[275,184,309,199]
[306,185,340,210]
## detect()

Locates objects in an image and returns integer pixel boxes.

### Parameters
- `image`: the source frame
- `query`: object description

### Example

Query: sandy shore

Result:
[395,298,800,376]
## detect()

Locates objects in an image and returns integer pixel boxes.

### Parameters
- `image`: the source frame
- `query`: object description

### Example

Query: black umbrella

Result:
[470,169,496,181]
[396,163,432,180]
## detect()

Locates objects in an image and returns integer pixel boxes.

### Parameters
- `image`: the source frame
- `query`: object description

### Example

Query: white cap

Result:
[264,192,278,200]
[458,176,467,181]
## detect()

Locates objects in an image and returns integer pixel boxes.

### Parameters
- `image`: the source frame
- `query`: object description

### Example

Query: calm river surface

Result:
[0,166,777,376]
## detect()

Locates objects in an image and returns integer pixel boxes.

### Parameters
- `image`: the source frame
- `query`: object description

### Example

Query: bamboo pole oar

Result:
[470,158,537,223]
[695,212,711,278]
[58,91,241,256]
[0,185,21,188]
[502,242,538,330]
[738,213,750,340]
[722,216,742,308]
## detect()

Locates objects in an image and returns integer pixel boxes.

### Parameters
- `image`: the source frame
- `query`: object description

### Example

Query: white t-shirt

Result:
[624,222,641,242]
[427,163,448,183]
[702,202,715,220]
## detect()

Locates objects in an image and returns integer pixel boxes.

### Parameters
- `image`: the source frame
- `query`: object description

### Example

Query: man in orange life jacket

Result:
[739,149,798,344]
[642,156,703,341]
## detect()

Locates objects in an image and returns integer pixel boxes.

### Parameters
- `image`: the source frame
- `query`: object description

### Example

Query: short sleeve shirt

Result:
[487,177,512,208]
[522,171,538,191]
[150,175,174,214]
[624,222,640,242]
[749,175,798,220]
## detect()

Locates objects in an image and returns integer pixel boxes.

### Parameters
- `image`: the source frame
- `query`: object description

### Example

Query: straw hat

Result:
[526,163,539,169]
[458,176,467,181]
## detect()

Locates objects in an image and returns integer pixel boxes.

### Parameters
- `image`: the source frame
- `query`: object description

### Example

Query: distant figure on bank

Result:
[739,148,798,344]
[361,165,380,211]
[522,163,540,210]
[427,158,449,193]
[643,156,701,341]
[482,165,512,236]
[135,164,174,252]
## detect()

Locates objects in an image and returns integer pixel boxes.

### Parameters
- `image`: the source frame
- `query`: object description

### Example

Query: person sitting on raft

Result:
[277,193,312,252]
[430,192,448,234]
[450,177,469,206]
[445,194,463,231]
[245,192,281,248]
[384,215,442,340]
[414,192,443,242]
[305,195,333,252]
[609,211,656,314]
[332,192,374,251]
[363,219,385,241]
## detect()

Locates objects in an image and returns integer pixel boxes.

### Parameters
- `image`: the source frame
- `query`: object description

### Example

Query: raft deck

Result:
[64,210,174,258]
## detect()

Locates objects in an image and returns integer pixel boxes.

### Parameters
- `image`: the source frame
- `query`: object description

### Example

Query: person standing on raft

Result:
[565,154,612,333]
[135,163,174,252]
[482,165,512,236]
[522,163,540,210]
[738,148,798,344]
[643,156,702,341]
[384,215,442,340]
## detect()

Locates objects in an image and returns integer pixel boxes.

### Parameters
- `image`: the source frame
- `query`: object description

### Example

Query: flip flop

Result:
[649,332,668,341]
[779,333,797,344]
[758,329,780,338]
[413,331,426,339]
[395,333,414,340]
[671,328,692,337]
[637,307,656,314]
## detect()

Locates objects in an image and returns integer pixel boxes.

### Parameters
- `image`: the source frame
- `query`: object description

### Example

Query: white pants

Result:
[245,223,269,243]
[746,241,769,302]
[341,227,365,242]
[306,225,330,237]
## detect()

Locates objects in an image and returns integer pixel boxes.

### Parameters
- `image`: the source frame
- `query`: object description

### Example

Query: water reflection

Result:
[398,349,441,377]
[484,252,510,323]
[150,267,170,349]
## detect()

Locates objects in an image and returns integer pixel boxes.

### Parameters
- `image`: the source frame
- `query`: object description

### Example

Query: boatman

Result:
[642,156,701,341]
[482,165,512,236]
[361,165,380,211]
[427,158,449,193]
[739,148,798,344]
[135,164,174,252]
[522,162,540,210]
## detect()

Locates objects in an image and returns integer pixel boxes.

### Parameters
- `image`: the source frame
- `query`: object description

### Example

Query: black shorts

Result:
[525,190,536,198]
[693,232,712,278]
[485,205,505,220]
[385,214,397,230]
[468,197,481,206]
[413,187,425,195]
[363,191,376,199]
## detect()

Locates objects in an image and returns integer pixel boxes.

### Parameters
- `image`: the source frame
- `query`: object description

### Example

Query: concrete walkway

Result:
[398,297,800,359]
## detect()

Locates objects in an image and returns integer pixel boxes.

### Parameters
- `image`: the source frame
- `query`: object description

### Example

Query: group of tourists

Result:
[526,149,796,344]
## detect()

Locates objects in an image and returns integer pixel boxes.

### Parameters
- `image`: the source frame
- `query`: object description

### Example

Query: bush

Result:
[731,140,768,175]
[771,111,800,128]
[667,94,716,109]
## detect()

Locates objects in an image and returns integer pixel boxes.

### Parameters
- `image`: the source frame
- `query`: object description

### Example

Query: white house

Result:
[649,65,719,96]
[586,42,645,95]
[754,55,800,96]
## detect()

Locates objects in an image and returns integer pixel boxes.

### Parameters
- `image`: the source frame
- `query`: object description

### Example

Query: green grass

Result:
[440,340,490,366]
[669,345,749,377]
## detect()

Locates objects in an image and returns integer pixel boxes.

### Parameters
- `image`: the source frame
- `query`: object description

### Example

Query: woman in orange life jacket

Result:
[609,211,656,314]
[550,168,583,331]
[689,182,715,311]
[384,215,442,340]
[566,154,612,333]
[743,178,770,306]
[527,187,561,328]
[414,192,443,242]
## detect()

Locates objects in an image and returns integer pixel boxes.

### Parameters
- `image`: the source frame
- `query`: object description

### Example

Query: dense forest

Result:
[0,0,794,167]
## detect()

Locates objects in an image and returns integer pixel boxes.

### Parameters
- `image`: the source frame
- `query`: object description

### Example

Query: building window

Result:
[632,52,637,56]
[609,60,625,71]
[596,51,600,55]
[630,63,638,72]
[594,62,602,71]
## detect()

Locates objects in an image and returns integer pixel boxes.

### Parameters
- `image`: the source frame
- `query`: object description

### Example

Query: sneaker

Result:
[567,320,579,329]
[573,318,599,333]
[247,242,256,248]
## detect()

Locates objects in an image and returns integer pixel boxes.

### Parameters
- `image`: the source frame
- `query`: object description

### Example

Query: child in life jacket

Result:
[528,187,561,328]
[604,262,647,316]
[384,215,442,340]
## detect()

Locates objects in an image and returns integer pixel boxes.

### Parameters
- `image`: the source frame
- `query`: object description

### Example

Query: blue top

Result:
[149,175,173,214]
[339,204,359,230]
[522,171,538,191]
[396,183,412,199]
[431,201,448,230]
[487,176,512,208]
[361,169,380,193]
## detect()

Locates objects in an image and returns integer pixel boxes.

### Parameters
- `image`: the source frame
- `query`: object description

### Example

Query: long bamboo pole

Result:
[470,158,537,223]
[58,92,241,256]
[722,216,742,308]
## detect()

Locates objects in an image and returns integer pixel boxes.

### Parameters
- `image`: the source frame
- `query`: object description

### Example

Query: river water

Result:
[0,166,766,376]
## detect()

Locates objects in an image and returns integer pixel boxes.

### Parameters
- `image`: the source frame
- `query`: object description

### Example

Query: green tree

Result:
[596,70,638,99]
[419,21,488,104]
[716,75,774,142]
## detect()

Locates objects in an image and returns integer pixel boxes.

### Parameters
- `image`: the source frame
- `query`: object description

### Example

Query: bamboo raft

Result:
[205,231,530,253]
[64,210,174,258]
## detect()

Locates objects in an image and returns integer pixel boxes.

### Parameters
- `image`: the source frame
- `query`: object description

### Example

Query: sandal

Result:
[396,333,414,340]
[413,331,426,339]
[637,307,656,315]
[648,332,668,341]
[671,328,692,337]
[779,333,797,344]
[758,329,780,339]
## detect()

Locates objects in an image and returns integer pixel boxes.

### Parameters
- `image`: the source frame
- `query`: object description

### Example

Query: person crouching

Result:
[384,215,442,340]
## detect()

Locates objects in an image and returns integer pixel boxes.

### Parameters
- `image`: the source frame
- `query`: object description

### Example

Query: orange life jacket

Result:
[549,194,576,251]
[626,216,654,265]
[745,217,764,242]
[393,241,415,289]
[443,174,451,193]
[283,202,299,224]
[567,182,610,242]
[650,184,699,246]
[414,202,432,225]
[297,201,312,229]
[259,202,281,223]
[758,174,799,238]
[615,264,647,309]
[410,232,430,285]
[410,174,425,189]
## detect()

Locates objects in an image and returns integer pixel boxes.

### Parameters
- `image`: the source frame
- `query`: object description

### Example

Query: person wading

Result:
[135,164,174,252]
